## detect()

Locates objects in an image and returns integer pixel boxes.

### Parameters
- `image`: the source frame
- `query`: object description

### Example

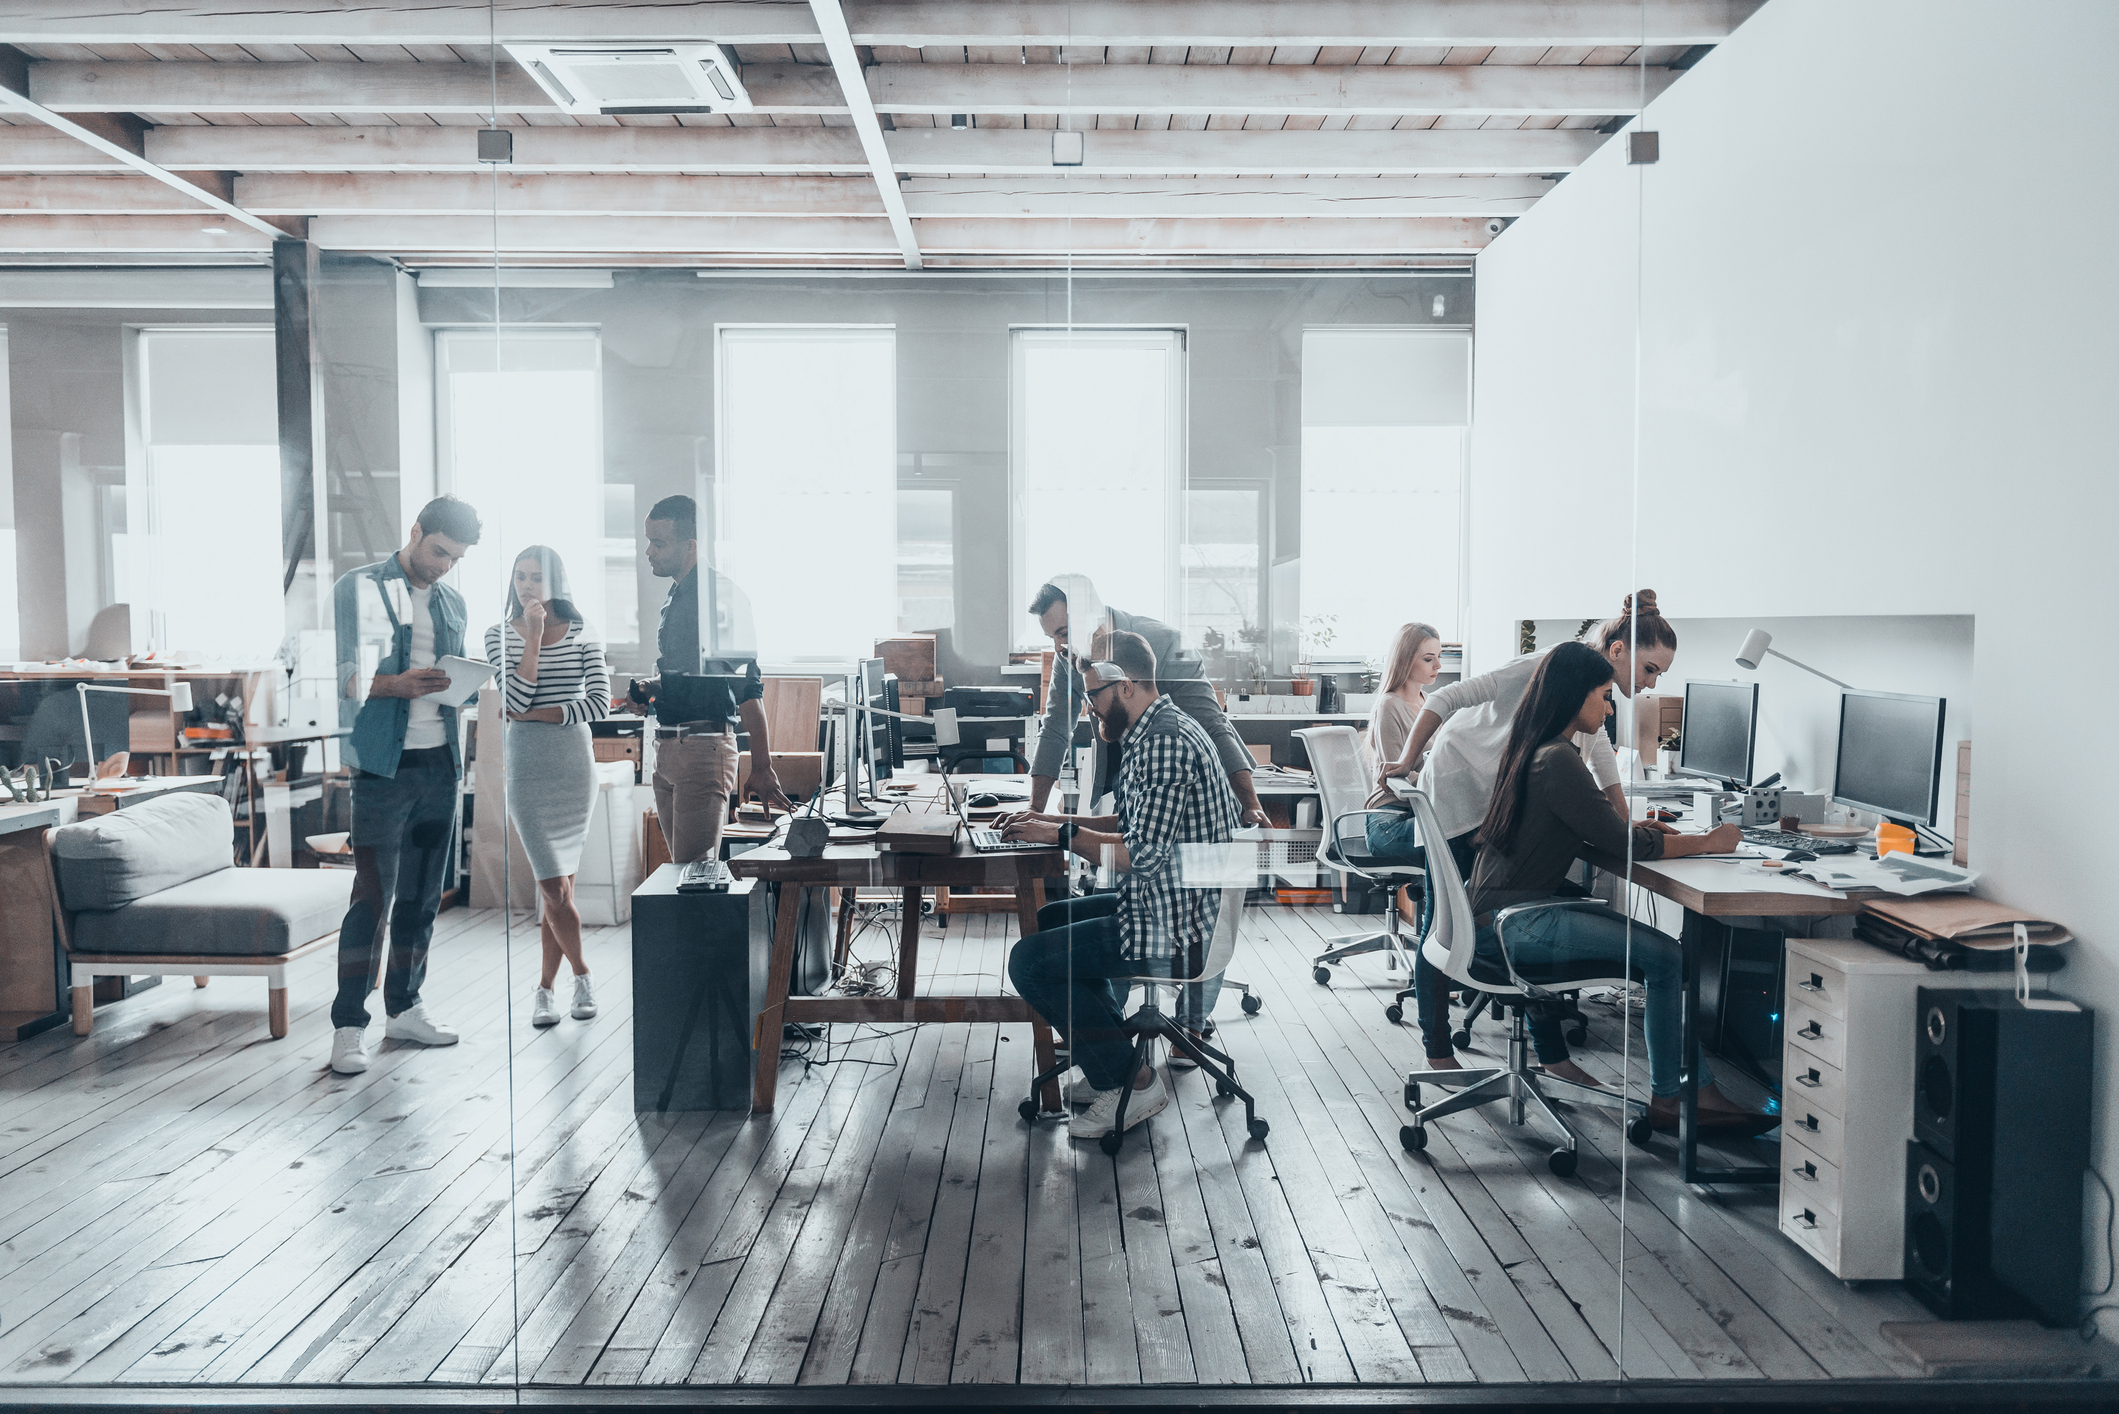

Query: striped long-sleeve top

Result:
[484,619,611,726]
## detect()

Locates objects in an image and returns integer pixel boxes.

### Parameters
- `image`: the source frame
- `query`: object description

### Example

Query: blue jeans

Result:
[1474,906,1708,1098]
[333,749,458,1030]
[1032,891,1223,1030]
[1369,819,1577,1067]
[1008,900,1137,1091]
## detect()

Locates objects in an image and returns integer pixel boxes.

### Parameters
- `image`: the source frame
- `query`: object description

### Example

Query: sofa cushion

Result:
[53,792,235,912]
[69,867,354,959]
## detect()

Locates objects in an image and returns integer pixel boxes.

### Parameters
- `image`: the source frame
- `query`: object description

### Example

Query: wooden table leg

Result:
[896,886,922,1000]
[752,882,807,1113]
[1015,876,1062,1113]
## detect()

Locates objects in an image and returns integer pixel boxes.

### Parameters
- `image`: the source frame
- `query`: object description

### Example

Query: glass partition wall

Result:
[2,0,2079,1403]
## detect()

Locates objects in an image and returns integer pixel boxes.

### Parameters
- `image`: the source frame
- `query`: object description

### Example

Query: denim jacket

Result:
[334,554,468,778]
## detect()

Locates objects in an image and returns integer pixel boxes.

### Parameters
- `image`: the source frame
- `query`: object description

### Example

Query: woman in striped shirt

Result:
[485,546,610,1028]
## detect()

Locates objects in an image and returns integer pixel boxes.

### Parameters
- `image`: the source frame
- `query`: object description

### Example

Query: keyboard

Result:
[1739,827,1860,856]
[970,827,1047,853]
[676,858,734,892]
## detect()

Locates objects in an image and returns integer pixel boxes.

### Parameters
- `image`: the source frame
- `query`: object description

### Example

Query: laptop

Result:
[949,776,1049,853]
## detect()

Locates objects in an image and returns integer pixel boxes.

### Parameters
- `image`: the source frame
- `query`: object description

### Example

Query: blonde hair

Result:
[1380,622,1443,695]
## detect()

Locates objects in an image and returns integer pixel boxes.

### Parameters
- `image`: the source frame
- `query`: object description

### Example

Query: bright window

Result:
[1011,328,1184,643]
[1182,483,1265,657]
[130,327,280,660]
[1299,328,1470,663]
[897,485,954,634]
[715,326,896,664]
[435,330,606,637]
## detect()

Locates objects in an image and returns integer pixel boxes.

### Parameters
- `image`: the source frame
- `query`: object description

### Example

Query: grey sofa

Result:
[50,792,353,1038]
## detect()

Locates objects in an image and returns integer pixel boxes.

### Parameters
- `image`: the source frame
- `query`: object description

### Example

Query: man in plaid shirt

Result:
[1003,631,1242,1140]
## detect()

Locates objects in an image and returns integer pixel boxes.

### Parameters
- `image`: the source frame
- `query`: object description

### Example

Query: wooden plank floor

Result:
[0,899,1943,1389]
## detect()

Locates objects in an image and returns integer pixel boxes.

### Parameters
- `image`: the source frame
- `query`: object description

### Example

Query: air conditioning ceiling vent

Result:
[503,42,750,115]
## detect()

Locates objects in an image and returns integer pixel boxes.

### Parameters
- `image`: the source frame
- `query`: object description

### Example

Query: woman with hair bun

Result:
[1383,589,1679,1078]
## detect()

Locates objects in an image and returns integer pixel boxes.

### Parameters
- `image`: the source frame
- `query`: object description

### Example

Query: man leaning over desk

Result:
[1026,574,1269,828]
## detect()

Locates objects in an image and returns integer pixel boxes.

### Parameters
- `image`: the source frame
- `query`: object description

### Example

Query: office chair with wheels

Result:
[1021,876,1266,1156]
[1294,727,1425,1000]
[1392,787,1646,1178]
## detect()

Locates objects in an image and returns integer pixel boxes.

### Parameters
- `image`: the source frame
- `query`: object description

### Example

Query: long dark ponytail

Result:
[1477,642,1617,855]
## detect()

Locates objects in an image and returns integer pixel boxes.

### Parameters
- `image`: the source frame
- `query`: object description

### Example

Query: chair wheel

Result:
[1403,1081,1420,1112]
[1384,1004,1404,1025]
[1312,966,1331,985]
[1247,1118,1270,1142]
[1548,1148,1578,1178]
[1099,1131,1124,1155]
[1240,994,1261,1015]
[1018,1099,1040,1124]
[1450,1029,1472,1050]
[1400,1124,1427,1153]
[1565,1025,1588,1047]
[1216,1077,1235,1097]
[1627,1115,1655,1149]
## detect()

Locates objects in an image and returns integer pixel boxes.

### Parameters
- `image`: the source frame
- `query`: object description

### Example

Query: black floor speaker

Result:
[1907,990,2093,1324]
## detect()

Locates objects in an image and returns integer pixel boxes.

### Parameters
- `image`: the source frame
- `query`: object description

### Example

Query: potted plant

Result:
[1292,614,1337,697]
[1657,728,1681,776]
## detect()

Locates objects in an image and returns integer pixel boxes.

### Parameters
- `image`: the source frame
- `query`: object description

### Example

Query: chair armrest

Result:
[1488,898,1622,998]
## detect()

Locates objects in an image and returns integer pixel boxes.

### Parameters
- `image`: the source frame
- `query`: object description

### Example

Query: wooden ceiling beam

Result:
[0,171,220,212]
[0,213,276,253]
[308,212,1495,254]
[133,123,1601,176]
[845,1,1760,47]
[868,60,1675,115]
[26,60,846,116]
[0,0,1753,49]
[226,171,1547,219]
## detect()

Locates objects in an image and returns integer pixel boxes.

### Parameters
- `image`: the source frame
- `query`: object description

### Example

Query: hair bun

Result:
[1627,588,1659,617]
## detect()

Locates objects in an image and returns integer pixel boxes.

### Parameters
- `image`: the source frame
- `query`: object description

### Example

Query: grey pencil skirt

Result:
[504,719,595,881]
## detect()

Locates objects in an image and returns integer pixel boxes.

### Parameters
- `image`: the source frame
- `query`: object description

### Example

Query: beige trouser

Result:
[652,729,738,864]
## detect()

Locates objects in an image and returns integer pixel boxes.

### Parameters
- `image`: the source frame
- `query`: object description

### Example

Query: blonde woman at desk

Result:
[1361,621,1443,879]
[485,545,610,1030]
[1465,642,1769,1134]
[1385,589,1677,1078]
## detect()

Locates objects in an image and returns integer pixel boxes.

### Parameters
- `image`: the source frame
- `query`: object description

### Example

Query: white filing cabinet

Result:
[1777,936,2010,1280]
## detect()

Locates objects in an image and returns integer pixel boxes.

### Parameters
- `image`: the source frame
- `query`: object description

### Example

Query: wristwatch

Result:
[1058,821,1079,855]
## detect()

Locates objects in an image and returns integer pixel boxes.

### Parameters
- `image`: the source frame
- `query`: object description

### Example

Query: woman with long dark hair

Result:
[1385,590,1678,1073]
[485,545,610,1028]
[1466,642,1767,1132]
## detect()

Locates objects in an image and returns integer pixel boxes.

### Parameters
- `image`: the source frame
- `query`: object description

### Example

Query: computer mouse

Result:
[1781,848,1819,863]
[967,792,1001,809]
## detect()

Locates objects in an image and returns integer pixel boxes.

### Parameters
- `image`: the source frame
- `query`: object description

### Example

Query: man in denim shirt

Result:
[327,495,481,1076]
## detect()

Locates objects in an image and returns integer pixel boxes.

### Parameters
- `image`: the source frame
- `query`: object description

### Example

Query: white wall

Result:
[1472,0,2119,1307]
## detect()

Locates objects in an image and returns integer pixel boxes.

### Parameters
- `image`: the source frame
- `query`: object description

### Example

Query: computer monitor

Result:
[1832,688,1947,827]
[1676,680,1758,789]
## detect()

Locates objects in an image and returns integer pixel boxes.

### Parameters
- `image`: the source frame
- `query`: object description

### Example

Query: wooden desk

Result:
[1625,857,1866,1186]
[728,801,1069,1114]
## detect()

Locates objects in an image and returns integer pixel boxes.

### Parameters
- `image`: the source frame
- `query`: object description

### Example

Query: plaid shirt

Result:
[1113,695,1243,972]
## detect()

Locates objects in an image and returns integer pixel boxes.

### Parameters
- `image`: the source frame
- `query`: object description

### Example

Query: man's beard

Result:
[1095,698,1128,742]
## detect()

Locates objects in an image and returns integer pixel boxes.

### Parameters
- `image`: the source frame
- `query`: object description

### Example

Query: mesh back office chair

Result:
[1295,727,1424,1011]
[1395,787,1647,1178]
[1021,873,1267,1156]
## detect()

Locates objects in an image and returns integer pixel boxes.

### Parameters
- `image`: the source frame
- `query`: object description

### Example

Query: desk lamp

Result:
[77,680,193,781]
[1733,629,1852,690]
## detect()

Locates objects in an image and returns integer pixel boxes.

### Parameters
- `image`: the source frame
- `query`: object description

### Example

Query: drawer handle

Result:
[1795,1208,1819,1230]
[1795,1068,1822,1088]
[1797,973,1825,993]
[1793,1160,1818,1182]
[1798,1020,1824,1040]
[1800,1113,1820,1132]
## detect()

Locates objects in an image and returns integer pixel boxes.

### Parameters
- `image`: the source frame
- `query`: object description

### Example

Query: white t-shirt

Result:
[1416,650,1622,842]
[402,582,447,750]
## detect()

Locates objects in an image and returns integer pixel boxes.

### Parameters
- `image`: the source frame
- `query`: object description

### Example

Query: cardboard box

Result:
[896,677,944,697]
[736,750,824,802]
[874,636,937,682]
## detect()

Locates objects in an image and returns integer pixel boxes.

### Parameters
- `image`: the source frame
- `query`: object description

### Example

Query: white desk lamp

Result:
[1734,629,1853,690]
[76,680,193,781]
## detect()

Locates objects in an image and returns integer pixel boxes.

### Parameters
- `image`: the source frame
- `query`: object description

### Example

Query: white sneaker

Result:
[384,1003,459,1047]
[570,973,597,1020]
[1070,1071,1169,1139]
[329,1027,368,1075]
[1061,1069,1102,1109]
[530,988,561,1027]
